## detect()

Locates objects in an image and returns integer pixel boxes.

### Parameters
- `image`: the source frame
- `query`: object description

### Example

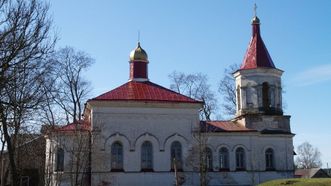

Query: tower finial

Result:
[254,3,257,17]
[251,3,260,24]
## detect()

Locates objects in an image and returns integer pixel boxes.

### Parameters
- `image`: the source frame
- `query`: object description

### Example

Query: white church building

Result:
[45,15,294,186]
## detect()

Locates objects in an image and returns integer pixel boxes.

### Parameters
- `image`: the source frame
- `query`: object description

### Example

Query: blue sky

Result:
[50,0,331,167]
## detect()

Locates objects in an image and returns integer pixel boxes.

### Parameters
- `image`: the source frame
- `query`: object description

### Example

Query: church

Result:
[45,14,294,186]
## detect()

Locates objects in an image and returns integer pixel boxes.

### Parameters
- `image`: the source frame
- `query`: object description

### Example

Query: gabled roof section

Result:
[57,120,90,132]
[200,121,256,132]
[295,168,331,178]
[91,81,202,104]
[240,16,276,70]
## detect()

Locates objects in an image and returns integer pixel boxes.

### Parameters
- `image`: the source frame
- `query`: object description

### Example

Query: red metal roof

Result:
[91,81,202,104]
[201,121,256,132]
[57,120,90,132]
[240,18,276,70]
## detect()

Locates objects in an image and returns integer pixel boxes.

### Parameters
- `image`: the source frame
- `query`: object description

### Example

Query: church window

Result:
[246,86,253,107]
[278,87,282,108]
[262,82,270,110]
[219,147,229,171]
[56,148,64,171]
[171,141,182,171]
[205,147,213,171]
[237,86,241,110]
[270,87,275,108]
[265,148,275,170]
[141,141,153,171]
[111,141,123,171]
[235,147,246,170]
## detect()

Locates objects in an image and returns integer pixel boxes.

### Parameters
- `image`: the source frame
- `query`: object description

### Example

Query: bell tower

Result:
[233,12,290,132]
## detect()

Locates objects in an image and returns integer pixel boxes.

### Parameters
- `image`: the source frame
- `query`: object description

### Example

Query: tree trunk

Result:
[0,111,19,186]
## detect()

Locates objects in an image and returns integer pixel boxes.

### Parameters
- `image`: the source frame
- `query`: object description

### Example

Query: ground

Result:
[259,178,331,186]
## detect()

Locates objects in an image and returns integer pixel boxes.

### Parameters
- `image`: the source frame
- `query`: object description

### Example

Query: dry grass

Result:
[259,178,331,186]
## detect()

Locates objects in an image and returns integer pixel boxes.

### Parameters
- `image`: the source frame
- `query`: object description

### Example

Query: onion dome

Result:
[129,42,149,81]
[251,16,260,24]
[129,42,148,62]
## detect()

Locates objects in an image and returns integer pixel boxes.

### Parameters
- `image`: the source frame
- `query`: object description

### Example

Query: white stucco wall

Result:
[89,101,201,185]
[45,99,294,186]
[206,133,294,171]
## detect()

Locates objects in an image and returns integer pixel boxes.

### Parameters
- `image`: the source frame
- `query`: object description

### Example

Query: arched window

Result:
[111,141,123,171]
[265,148,275,170]
[235,147,246,170]
[262,82,270,110]
[237,86,241,110]
[219,147,229,171]
[205,148,213,171]
[141,141,153,171]
[56,148,64,171]
[171,141,182,171]
[270,87,275,108]
[246,86,254,107]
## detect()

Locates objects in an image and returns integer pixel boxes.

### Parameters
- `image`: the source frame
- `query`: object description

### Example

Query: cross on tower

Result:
[254,3,257,17]
[138,30,140,43]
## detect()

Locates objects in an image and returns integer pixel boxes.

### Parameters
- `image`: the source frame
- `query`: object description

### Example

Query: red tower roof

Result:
[91,81,202,104]
[240,16,275,70]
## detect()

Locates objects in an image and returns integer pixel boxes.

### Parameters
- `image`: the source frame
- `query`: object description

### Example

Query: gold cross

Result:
[138,30,140,43]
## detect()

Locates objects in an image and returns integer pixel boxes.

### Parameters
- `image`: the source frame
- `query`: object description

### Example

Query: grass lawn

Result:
[259,178,331,186]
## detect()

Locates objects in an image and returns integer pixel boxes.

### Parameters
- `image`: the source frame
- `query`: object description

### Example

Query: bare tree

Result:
[0,0,55,185]
[67,128,90,186]
[169,71,217,121]
[44,125,91,186]
[169,72,217,185]
[41,47,93,186]
[39,77,65,127]
[218,64,239,117]
[1,58,55,185]
[185,122,215,186]
[295,142,322,169]
[40,47,93,186]
[48,47,94,123]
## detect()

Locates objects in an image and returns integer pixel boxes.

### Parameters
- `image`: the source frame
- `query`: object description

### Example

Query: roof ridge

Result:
[90,81,203,103]
[145,81,203,102]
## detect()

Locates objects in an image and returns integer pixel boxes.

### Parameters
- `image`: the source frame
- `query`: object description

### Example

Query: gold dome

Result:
[129,42,148,62]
